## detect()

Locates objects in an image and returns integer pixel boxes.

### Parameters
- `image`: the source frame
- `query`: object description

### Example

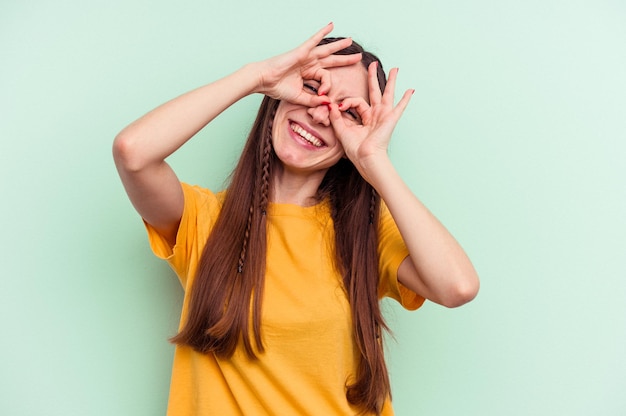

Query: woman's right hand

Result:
[253,23,362,106]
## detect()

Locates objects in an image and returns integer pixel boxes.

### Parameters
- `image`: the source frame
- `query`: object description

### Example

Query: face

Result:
[271,63,369,176]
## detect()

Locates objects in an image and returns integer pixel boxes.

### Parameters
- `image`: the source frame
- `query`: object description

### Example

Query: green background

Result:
[2,0,625,414]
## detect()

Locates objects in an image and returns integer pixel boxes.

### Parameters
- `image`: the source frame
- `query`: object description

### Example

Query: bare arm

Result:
[112,67,260,245]
[329,63,479,307]
[367,158,479,307]
[113,23,361,245]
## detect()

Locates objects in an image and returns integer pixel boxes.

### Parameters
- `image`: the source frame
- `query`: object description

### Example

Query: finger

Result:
[289,91,332,108]
[316,68,332,96]
[313,37,354,58]
[317,52,363,69]
[392,88,415,118]
[381,67,399,106]
[338,97,371,124]
[301,22,335,51]
[328,103,348,138]
[367,61,383,106]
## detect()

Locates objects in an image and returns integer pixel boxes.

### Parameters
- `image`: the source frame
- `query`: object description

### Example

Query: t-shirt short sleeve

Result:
[377,202,425,311]
[144,183,222,289]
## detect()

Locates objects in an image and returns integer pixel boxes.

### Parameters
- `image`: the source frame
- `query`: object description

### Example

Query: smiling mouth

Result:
[290,122,323,147]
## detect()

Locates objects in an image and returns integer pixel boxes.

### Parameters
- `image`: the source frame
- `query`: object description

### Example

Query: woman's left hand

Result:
[328,62,414,184]
[330,64,479,307]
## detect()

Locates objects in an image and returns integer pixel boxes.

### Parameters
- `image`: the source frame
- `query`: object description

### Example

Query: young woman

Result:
[113,23,479,416]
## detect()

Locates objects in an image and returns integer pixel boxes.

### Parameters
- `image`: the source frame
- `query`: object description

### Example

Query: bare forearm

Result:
[367,156,479,306]
[113,63,261,171]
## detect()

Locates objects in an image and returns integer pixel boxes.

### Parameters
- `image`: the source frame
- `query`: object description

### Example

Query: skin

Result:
[270,63,368,206]
[113,23,480,308]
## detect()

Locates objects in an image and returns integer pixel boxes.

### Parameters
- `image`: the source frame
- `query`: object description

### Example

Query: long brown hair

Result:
[171,39,391,415]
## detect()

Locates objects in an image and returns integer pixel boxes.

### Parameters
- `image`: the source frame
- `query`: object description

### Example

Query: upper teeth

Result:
[290,123,323,147]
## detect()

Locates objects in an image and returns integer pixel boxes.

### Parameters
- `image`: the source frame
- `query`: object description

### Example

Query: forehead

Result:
[326,63,369,101]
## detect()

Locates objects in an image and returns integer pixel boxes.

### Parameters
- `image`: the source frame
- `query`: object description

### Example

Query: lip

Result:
[288,120,326,148]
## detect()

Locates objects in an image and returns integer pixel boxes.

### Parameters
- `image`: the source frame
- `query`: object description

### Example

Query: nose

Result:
[307,104,330,126]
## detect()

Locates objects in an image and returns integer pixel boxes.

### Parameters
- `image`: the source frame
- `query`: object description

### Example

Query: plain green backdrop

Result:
[1,0,625,415]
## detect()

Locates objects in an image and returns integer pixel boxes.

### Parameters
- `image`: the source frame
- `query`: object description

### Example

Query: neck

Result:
[271,167,327,206]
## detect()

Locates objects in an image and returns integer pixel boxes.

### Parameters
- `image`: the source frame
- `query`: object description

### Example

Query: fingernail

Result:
[321,101,331,106]
[411,89,415,95]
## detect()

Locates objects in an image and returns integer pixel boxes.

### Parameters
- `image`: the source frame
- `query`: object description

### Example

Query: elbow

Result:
[441,272,480,308]
[112,130,145,173]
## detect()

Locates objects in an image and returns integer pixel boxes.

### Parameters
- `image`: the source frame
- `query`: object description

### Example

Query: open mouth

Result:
[290,122,324,148]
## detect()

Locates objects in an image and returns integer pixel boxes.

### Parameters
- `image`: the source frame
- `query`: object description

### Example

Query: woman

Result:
[113,23,479,416]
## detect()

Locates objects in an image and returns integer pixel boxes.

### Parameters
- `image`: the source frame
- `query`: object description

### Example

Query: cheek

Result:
[271,111,287,145]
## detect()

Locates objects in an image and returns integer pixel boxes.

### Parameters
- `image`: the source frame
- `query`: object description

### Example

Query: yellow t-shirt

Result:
[146,183,424,416]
